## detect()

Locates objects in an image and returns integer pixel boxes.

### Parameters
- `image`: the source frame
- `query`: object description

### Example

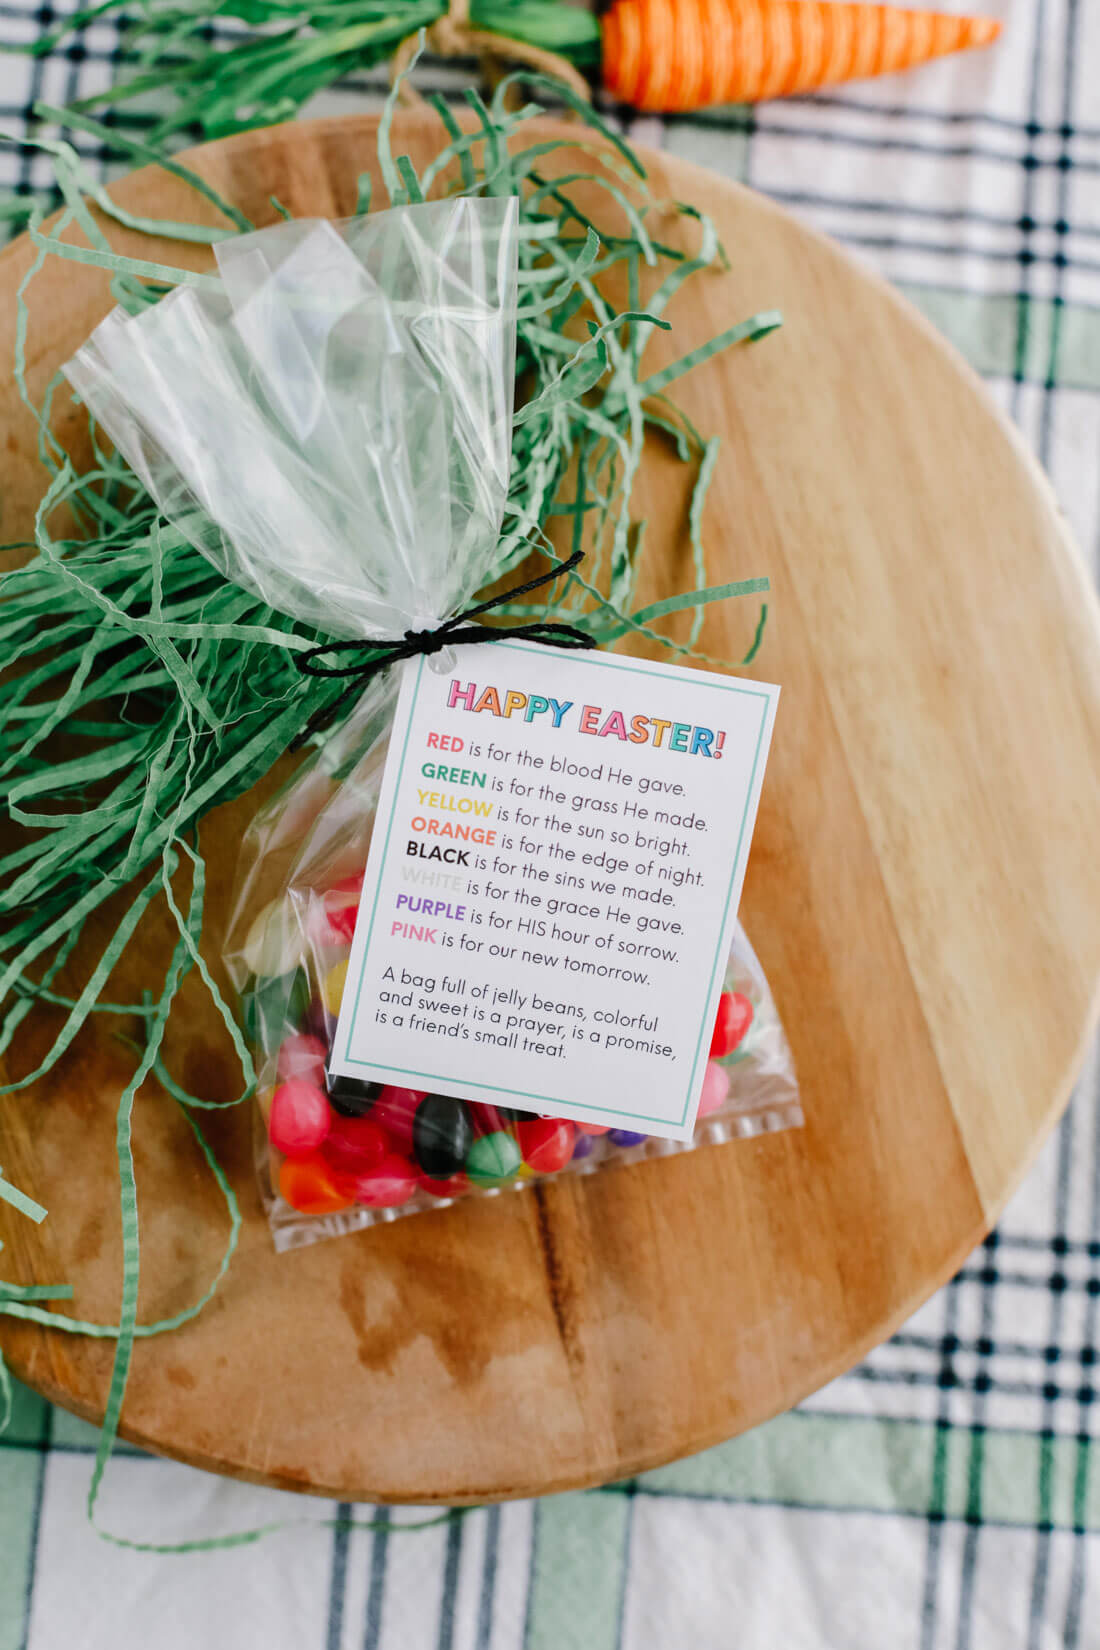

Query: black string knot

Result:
[402,627,448,655]
[291,548,594,751]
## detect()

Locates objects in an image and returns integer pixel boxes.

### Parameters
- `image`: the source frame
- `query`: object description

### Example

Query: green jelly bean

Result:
[241,965,311,1052]
[466,1130,522,1186]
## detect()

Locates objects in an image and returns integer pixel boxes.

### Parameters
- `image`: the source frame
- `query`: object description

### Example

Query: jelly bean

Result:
[323,1115,389,1176]
[571,1132,595,1160]
[372,1086,427,1152]
[697,1060,731,1119]
[413,1094,473,1179]
[322,959,349,1016]
[279,1154,353,1215]
[241,899,302,978]
[710,990,753,1059]
[495,1106,537,1124]
[517,1117,575,1175]
[419,1171,468,1199]
[269,1078,331,1157]
[276,1032,327,1085]
[242,966,310,1050]
[575,1121,610,1136]
[326,1073,383,1119]
[321,872,364,943]
[348,1154,418,1208]
[303,996,332,1042]
[469,1102,510,1136]
[608,1128,648,1148]
[466,1131,522,1185]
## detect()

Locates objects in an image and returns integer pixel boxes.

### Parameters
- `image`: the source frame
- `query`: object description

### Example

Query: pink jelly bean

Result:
[697,1060,731,1118]
[576,1121,610,1136]
[348,1154,418,1208]
[269,1078,331,1157]
[276,1032,328,1085]
[372,1087,426,1152]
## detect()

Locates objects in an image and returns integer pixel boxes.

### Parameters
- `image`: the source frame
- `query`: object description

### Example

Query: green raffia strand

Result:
[0,71,781,1541]
[10,3,602,147]
[0,1266,73,1433]
[72,1506,467,1558]
[0,1169,48,1222]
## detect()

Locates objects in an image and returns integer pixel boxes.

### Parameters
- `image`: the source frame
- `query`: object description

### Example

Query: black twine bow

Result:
[291,548,595,751]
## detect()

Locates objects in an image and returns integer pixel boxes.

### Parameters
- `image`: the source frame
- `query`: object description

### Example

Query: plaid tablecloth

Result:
[2,3,1099,1646]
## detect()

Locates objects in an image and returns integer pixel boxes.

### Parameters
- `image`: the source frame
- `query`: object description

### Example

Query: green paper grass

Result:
[14,0,602,147]
[0,72,779,1540]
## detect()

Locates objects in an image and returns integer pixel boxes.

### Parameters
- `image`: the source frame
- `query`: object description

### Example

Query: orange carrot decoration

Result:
[602,0,1002,110]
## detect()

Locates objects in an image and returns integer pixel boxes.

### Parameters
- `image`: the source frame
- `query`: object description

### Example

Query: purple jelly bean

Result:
[608,1128,648,1148]
[571,1132,595,1160]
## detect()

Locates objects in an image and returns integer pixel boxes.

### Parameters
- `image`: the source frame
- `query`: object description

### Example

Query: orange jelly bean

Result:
[279,1153,353,1215]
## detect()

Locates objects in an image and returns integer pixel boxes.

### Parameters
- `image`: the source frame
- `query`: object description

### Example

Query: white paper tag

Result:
[330,641,778,1141]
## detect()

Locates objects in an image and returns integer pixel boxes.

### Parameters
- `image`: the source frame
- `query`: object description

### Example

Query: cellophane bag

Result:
[64,196,801,1251]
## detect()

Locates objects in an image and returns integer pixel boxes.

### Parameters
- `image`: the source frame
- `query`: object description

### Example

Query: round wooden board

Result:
[2,113,1099,1505]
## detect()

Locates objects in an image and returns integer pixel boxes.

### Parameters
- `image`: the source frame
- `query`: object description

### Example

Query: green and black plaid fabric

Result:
[1,3,1098,1645]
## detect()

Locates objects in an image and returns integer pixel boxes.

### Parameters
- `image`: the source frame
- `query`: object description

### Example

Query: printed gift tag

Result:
[331,642,778,1140]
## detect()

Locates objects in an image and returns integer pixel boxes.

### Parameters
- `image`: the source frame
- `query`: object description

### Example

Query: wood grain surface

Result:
[1,113,1098,1504]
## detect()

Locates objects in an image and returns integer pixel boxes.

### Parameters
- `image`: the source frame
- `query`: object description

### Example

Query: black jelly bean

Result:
[413,1094,473,1179]
[325,1073,383,1118]
[495,1106,537,1124]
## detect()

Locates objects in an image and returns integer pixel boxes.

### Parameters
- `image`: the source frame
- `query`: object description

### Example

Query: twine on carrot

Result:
[391,0,591,108]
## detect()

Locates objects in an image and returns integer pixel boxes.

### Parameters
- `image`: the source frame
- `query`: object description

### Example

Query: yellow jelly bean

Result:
[322,958,349,1016]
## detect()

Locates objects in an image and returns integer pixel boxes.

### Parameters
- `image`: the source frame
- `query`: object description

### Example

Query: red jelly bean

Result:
[575,1121,610,1136]
[419,1171,468,1199]
[279,1154,352,1214]
[276,1031,327,1085]
[517,1117,575,1174]
[322,872,364,943]
[322,1115,389,1176]
[349,1154,418,1208]
[469,1103,508,1135]
[269,1079,330,1157]
[709,991,753,1059]
[372,1086,426,1152]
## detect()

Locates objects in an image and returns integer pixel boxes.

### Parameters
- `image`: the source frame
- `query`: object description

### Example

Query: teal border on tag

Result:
[338,642,773,1128]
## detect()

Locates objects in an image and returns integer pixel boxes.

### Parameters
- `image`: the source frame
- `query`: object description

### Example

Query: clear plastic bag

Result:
[65,197,519,640]
[63,197,801,1250]
[226,689,801,1250]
